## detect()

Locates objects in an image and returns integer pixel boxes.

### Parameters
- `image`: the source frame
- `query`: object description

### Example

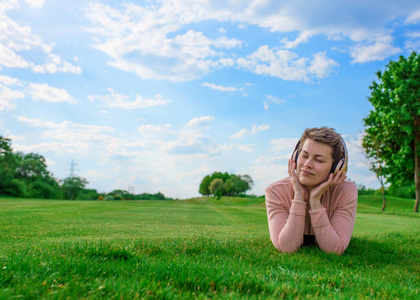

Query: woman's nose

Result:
[303,158,313,168]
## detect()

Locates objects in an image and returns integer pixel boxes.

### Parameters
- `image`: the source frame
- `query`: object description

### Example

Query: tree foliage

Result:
[0,136,60,198]
[362,51,420,212]
[61,176,89,200]
[209,178,224,200]
[199,172,254,197]
[199,175,212,196]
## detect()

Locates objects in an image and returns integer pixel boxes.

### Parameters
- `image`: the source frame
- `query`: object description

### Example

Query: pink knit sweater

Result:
[265,177,358,255]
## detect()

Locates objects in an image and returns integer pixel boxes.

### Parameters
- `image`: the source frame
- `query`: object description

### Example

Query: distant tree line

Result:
[199,172,254,199]
[0,136,169,201]
[99,190,166,201]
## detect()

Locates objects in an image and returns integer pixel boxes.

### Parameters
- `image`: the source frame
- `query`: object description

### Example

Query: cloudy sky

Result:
[1,0,420,198]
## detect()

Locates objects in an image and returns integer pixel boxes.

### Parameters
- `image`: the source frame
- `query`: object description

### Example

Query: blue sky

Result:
[1,0,420,198]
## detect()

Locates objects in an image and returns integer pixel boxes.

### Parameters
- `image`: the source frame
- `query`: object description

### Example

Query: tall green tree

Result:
[0,136,18,195]
[209,178,224,200]
[199,175,212,196]
[61,176,88,200]
[362,51,420,212]
[15,153,50,180]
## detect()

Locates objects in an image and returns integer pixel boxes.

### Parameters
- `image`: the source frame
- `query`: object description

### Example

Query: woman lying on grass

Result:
[265,127,358,254]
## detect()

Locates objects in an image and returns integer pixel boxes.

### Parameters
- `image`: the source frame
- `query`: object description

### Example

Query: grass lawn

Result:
[0,195,419,299]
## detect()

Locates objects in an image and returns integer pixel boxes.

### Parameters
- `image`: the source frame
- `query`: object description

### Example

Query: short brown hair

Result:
[298,127,344,165]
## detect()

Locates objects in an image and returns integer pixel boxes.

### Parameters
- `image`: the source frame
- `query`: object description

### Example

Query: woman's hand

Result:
[288,159,307,202]
[309,171,347,209]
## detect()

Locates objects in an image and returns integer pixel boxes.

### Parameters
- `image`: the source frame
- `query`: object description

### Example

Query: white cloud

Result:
[266,95,285,104]
[405,10,420,24]
[251,124,270,134]
[237,1,419,47]
[404,31,420,51]
[309,52,339,78]
[405,40,420,51]
[23,0,45,9]
[138,124,176,140]
[16,116,117,154]
[281,30,316,49]
[406,31,420,38]
[270,138,299,154]
[165,135,222,156]
[351,38,401,63]
[184,116,215,129]
[0,83,24,110]
[173,30,219,59]
[88,88,171,109]
[0,76,79,109]
[31,54,82,74]
[202,82,237,92]
[0,44,32,68]
[230,128,248,140]
[164,116,222,156]
[236,144,255,153]
[255,154,290,165]
[0,1,80,73]
[237,46,338,81]
[0,74,21,86]
[86,3,243,82]
[0,4,52,54]
[15,114,222,176]
[0,75,24,110]
[263,101,269,111]
[231,124,270,140]
[84,0,420,82]
[27,83,75,103]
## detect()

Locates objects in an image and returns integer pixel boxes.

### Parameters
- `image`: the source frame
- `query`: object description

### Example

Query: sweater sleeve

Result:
[265,183,307,254]
[309,182,358,255]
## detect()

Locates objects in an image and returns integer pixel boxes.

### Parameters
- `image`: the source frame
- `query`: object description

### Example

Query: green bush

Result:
[27,179,59,199]
[76,189,101,200]
[6,179,27,197]
[388,183,415,199]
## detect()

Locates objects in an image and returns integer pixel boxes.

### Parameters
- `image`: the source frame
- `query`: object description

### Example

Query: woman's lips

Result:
[300,169,314,176]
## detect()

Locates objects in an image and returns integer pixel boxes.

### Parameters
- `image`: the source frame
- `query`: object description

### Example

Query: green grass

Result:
[0,196,419,299]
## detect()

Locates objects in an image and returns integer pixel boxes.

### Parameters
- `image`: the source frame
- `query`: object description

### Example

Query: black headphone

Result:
[291,138,348,174]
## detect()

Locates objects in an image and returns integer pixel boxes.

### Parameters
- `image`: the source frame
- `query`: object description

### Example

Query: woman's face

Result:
[296,139,334,190]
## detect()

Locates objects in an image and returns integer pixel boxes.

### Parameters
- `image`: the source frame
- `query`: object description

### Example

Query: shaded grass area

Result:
[0,197,419,299]
[357,195,416,213]
[354,195,419,235]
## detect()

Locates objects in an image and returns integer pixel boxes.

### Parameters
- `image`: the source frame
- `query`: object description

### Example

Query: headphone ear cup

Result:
[332,158,345,174]
[291,149,299,169]
[332,138,349,174]
[291,140,300,169]
[331,161,339,174]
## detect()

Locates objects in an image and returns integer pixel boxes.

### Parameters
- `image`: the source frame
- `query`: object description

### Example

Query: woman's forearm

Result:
[270,200,307,253]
